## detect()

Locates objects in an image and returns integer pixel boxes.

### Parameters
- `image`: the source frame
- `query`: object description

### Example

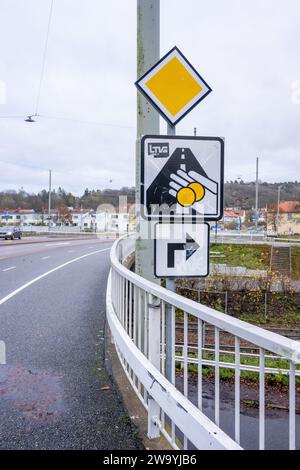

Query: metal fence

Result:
[106,234,300,450]
[211,232,300,247]
[21,225,82,233]
[20,225,129,237]
[210,231,266,244]
[177,286,300,323]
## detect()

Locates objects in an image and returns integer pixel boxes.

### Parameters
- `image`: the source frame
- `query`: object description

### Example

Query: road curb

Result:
[104,321,172,451]
[0,236,115,247]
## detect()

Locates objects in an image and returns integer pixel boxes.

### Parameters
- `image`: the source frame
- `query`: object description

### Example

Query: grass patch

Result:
[239,307,300,325]
[210,243,271,271]
[176,351,300,386]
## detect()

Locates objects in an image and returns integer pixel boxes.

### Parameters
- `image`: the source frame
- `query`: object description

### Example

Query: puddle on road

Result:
[0,365,65,421]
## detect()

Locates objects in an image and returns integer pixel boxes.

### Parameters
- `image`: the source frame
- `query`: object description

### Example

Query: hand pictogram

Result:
[168,169,218,208]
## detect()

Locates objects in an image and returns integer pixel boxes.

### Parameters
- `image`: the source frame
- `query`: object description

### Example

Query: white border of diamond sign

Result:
[135,46,212,126]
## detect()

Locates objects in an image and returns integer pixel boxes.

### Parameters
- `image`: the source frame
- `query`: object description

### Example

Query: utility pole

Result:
[276,185,282,235]
[136,0,160,282]
[255,157,259,232]
[48,169,52,231]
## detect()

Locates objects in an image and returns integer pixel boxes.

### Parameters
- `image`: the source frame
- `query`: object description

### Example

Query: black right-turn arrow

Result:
[167,233,200,268]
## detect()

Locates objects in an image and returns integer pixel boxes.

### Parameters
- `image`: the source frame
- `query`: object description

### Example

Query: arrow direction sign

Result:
[155,223,209,278]
[185,234,200,260]
[167,243,185,268]
[167,234,200,268]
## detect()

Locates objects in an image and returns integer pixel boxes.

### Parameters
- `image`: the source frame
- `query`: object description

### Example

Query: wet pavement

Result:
[0,240,142,450]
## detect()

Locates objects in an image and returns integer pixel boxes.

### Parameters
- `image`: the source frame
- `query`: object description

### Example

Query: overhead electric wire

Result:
[34,0,54,116]
[38,115,134,129]
[0,113,134,129]
[1,0,133,130]
[0,115,25,119]
[1,0,133,132]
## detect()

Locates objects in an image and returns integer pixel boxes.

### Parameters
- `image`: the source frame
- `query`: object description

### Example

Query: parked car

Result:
[210,224,224,231]
[0,226,22,240]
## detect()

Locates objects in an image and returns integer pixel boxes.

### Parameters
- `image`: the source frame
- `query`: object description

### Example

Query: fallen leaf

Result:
[99,386,111,391]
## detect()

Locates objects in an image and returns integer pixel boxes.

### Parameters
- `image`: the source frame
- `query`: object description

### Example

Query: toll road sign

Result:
[141,135,224,221]
[155,223,209,278]
[135,46,212,126]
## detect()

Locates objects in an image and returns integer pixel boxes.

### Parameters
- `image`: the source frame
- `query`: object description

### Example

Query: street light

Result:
[255,157,259,232]
[24,115,36,123]
[276,185,282,235]
[48,170,52,231]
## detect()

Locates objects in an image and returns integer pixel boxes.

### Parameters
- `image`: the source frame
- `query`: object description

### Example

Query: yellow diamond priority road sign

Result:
[135,47,212,126]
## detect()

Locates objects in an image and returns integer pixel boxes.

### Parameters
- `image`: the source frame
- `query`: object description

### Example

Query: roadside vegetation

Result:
[291,246,300,279]
[177,269,300,325]
[210,243,271,271]
[210,242,300,281]
[176,351,300,386]
[174,242,300,325]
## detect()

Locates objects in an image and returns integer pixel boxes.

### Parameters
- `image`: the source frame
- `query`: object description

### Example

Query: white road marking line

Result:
[45,242,71,247]
[2,266,16,272]
[67,250,75,253]
[0,247,111,306]
[0,340,5,364]
[42,256,51,260]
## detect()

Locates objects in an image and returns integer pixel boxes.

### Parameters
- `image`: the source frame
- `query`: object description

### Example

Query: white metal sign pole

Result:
[136,0,160,353]
[136,0,160,282]
[165,122,176,382]
[136,1,160,438]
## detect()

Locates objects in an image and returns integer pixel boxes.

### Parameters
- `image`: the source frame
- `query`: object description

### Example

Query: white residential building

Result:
[71,210,96,230]
[0,209,41,225]
[96,212,130,233]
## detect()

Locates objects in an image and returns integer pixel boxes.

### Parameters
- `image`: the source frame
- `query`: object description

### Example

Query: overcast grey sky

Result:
[0,0,300,195]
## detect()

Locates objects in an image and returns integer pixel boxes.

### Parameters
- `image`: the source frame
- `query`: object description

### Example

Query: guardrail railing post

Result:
[109,236,300,450]
[147,293,161,438]
[166,279,176,382]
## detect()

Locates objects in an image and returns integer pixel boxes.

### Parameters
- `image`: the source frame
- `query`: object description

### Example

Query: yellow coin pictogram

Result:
[188,182,205,202]
[176,187,196,207]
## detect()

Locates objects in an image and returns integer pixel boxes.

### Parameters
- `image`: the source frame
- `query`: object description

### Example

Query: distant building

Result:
[267,201,300,235]
[0,209,40,225]
[0,207,136,232]
[250,208,267,223]
[223,209,246,224]
[68,209,95,230]
[257,209,267,223]
[96,212,130,233]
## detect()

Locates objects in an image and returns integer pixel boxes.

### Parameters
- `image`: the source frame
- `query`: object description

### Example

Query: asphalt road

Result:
[0,238,142,450]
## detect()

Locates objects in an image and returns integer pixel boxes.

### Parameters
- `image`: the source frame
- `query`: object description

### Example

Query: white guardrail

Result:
[106,234,300,450]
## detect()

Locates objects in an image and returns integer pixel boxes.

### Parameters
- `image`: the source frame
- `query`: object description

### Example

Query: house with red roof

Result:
[267,201,300,235]
[223,209,246,224]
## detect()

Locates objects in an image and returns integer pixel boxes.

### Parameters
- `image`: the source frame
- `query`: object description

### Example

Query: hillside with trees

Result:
[224,181,300,208]
[1,181,300,212]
